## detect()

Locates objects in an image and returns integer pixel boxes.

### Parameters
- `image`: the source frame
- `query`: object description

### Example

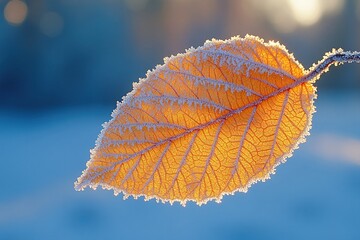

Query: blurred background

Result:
[1,0,360,239]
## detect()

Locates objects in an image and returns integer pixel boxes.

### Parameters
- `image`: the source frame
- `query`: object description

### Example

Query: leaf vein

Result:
[197,49,297,81]
[223,106,257,192]
[141,142,172,192]
[186,120,225,198]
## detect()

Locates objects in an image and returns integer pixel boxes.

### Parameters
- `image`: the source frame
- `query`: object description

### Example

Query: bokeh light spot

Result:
[287,0,322,26]
[4,0,28,26]
[250,0,345,32]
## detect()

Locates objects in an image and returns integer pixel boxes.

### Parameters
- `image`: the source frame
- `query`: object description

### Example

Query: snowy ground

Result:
[0,91,360,240]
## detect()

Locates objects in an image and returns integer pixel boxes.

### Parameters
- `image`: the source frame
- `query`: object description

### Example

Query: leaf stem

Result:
[302,50,360,83]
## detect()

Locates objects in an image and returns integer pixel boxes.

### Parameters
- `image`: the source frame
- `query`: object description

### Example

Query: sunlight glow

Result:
[250,0,344,32]
[4,0,28,26]
[287,0,322,26]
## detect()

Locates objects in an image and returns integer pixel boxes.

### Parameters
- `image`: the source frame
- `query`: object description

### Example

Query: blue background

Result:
[1,1,360,239]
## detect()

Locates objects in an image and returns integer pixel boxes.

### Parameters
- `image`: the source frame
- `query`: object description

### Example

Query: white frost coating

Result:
[101,138,155,147]
[74,34,309,203]
[304,49,360,83]
[161,68,262,96]
[109,122,186,134]
[130,95,231,112]
[75,34,360,206]
[100,152,131,158]
[195,49,297,81]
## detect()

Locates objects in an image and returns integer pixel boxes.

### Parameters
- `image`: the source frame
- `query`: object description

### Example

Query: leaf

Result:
[74,35,359,206]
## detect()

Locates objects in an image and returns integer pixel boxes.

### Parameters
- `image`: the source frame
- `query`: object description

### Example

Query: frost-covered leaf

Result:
[75,35,360,206]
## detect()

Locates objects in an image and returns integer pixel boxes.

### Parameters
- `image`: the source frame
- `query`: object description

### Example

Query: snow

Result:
[0,92,360,240]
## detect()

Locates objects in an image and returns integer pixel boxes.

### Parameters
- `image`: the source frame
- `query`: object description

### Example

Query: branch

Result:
[302,50,360,83]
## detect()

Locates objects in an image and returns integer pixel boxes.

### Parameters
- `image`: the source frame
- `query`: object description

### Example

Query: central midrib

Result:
[94,75,309,180]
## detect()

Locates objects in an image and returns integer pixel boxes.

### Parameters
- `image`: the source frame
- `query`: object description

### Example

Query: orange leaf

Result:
[74,35,359,205]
